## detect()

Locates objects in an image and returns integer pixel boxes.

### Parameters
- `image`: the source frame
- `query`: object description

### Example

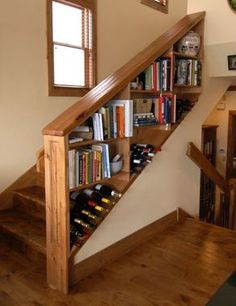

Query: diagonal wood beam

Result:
[186,142,228,193]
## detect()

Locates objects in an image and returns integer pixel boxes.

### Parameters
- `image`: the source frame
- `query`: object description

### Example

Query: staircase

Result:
[0,184,46,266]
[0,11,222,295]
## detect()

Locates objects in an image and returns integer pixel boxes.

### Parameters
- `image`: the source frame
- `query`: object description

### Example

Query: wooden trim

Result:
[227,86,236,91]
[36,147,45,173]
[229,178,236,229]
[44,135,70,294]
[226,111,236,179]
[177,207,194,223]
[43,11,205,136]
[0,166,38,211]
[186,142,228,193]
[69,210,178,286]
[141,0,168,14]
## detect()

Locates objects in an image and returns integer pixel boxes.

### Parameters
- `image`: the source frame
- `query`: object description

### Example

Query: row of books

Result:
[174,59,201,86]
[136,58,172,92]
[68,97,194,144]
[68,143,110,189]
[92,100,133,140]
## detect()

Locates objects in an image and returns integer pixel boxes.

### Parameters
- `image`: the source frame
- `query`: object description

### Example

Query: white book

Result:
[68,149,76,189]
[98,112,104,141]
[92,113,102,140]
[99,143,111,178]
[109,100,133,137]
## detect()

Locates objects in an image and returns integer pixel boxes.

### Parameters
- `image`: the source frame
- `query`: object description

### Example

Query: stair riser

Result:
[0,229,46,267]
[13,196,45,221]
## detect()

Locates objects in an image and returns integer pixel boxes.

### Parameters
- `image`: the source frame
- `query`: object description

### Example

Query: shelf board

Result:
[69,137,129,148]
[131,89,173,94]
[173,51,200,60]
[69,171,130,193]
[174,84,201,88]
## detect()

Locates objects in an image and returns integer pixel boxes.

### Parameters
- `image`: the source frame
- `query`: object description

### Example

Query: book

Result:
[70,130,93,140]
[108,100,133,137]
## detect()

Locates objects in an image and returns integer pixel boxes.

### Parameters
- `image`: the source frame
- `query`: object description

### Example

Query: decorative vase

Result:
[177,31,201,57]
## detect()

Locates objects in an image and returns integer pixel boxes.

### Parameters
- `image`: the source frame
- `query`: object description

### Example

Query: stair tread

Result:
[14,186,45,206]
[0,210,46,254]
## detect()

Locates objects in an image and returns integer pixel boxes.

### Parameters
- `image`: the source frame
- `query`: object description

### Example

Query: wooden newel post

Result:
[229,178,236,230]
[44,135,70,294]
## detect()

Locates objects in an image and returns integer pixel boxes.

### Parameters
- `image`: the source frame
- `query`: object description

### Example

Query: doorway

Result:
[226,111,236,179]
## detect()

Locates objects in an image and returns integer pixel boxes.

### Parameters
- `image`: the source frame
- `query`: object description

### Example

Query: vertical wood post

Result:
[229,178,236,230]
[44,135,69,294]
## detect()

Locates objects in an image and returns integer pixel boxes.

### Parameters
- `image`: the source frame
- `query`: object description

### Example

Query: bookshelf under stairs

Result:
[0,12,205,294]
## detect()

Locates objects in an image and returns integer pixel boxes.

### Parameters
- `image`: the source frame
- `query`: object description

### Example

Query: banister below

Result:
[186,142,228,193]
[43,11,205,137]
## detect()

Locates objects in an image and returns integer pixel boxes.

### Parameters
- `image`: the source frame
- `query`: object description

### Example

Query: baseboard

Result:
[69,209,178,287]
[177,207,194,223]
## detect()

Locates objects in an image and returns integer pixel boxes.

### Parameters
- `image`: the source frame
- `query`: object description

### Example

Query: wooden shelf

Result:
[173,51,200,60]
[130,89,173,97]
[69,137,129,149]
[69,171,130,192]
[174,84,201,88]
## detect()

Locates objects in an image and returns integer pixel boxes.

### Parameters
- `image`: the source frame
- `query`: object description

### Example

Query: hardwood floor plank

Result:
[1,218,236,305]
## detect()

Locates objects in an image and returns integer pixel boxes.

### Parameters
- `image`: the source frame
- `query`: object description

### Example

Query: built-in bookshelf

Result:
[67,21,204,250]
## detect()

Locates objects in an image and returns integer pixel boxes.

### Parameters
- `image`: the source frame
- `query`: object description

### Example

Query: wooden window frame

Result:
[47,0,97,97]
[141,0,168,14]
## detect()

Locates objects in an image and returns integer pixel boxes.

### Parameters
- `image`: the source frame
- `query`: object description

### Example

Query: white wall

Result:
[188,0,236,45]
[0,0,187,192]
[75,0,236,263]
[207,43,236,78]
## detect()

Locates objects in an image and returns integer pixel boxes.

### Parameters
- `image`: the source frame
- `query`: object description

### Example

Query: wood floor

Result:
[1,218,236,306]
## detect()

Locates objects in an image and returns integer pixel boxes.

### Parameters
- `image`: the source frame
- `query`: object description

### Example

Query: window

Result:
[141,0,168,13]
[47,0,96,96]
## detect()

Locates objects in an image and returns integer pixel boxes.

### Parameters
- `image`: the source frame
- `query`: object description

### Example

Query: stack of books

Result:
[69,126,93,144]
[133,113,157,127]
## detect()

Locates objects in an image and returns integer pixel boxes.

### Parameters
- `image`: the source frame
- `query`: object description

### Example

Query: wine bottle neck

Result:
[111,190,122,198]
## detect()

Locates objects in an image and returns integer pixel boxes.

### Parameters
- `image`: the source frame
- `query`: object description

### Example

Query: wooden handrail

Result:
[186,142,228,193]
[43,11,205,137]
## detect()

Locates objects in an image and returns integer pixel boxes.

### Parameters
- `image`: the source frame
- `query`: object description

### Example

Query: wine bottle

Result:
[70,224,88,246]
[74,217,94,231]
[82,188,114,205]
[80,209,101,224]
[94,184,122,198]
[70,191,105,213]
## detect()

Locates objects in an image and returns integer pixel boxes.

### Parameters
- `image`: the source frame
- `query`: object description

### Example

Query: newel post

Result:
[229,178,236,230]
[44,135,70,294]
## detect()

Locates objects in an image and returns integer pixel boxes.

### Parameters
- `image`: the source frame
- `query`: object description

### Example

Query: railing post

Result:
[229,178,236,230]
[44,135,69,294]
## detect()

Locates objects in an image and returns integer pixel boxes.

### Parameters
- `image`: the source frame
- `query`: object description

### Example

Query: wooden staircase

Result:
[0,185,46,266]
[0,12,211,294]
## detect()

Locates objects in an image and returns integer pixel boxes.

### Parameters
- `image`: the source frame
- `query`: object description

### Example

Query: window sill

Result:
[48,86,91,97]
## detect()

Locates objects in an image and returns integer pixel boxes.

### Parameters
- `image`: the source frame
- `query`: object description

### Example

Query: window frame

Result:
[47,0,97,97]
[141,0,168,14]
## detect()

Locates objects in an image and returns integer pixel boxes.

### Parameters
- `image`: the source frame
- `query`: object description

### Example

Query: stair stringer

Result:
[72,75,231,266]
